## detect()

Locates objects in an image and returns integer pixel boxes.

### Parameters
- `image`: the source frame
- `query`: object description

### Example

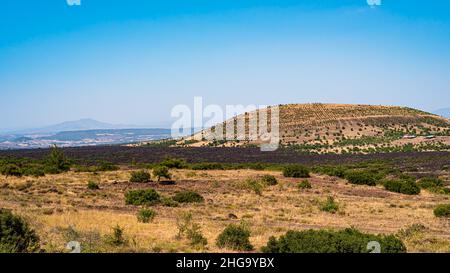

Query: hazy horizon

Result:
[1,1,450,129]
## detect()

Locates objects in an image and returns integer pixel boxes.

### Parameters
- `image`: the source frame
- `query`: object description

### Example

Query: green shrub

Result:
[0,164,23,178]
[125,189,160,206]
[160,157,187,169]
[106,225,126,246]
[298,180,312,190]
[0,209,40,253]
[261,228,406,253]
[320,196,339,213]
[152,166,171,182]
[417,177,444,189]
[244,179,264,196]
[313,165,348,178]
[383,179,420,195]
[283,165,310,178]
[21,167,45,177]
[129,170,151,183]
[87,181,100,190]
[190,162,225,170]
[172,191,204,203]
[216,223,253,251]
[176,212,207,247]
[344,171,377,186]
[433,204,450,218]
[97,161,119,172]
[160,196,180,207]
[137,209,156,223]
[429,187,450,195]
[261,175,278,186]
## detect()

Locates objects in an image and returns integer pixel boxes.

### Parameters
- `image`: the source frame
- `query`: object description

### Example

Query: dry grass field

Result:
[1,168,449,253]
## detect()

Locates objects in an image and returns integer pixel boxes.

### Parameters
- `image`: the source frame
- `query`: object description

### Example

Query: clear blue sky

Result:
[1,0,450,129]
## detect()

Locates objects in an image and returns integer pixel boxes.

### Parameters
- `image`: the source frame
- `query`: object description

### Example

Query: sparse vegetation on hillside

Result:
[1,146,449,253]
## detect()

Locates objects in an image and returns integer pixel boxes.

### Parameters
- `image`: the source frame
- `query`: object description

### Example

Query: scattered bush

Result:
[172,191,204,204]
[105,225,126,246]
[313,165,348,178]
[429,187,450,195]
[96,161,119,172]
[344,170,377,186]
[44,145,71,174]
[283,165,310,178]
[129,170,151,183]
[177,212,207,247]
[0,164,23,178]
[298,180,312,190]
[216,223,253,251]
[125,189,160,206]
[320,196,339,213]
[21,167,45,177]
[433,204,450,218]
[190,162,225,170]
[160,157,187,169]
[417,177,444,189]
[87,181,100,190]
[262,228,406,253]
[153,166,172,182]
[383,179,420,195]
[261,175,278,186]
[244,179,264,196]
[160,196,180,207]
[0,209,40,253]
[137,209,156,223]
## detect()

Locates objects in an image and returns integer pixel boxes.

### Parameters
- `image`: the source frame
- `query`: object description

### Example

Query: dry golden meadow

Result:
[1,168,449,253]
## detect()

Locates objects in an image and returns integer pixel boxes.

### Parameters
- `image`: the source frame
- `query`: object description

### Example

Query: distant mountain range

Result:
[7,119,139,135]
[434,108,450,119]
[0,119,172,150]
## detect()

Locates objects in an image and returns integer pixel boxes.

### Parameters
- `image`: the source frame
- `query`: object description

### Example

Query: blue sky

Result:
[1,0,450,129]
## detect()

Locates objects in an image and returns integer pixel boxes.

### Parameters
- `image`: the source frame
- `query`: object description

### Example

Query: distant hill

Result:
[7,119,138,135]
[0,128,172,150]
[183,103,450,154]
[434,108,450,119]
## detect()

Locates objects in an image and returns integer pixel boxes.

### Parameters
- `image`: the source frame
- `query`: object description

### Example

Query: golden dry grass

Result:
[1,169,449,253]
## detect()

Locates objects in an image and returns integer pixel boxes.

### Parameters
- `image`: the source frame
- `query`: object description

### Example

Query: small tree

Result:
[153,166,171,182]
[216,223,253,251]
[45,145,71,174]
